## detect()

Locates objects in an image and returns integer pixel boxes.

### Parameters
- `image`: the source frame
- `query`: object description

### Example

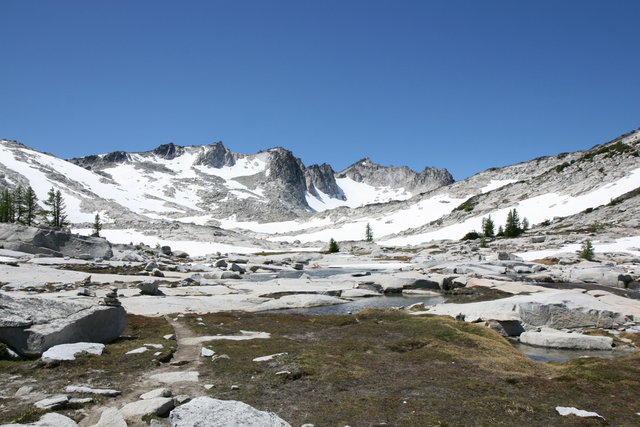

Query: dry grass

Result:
[185,310,638,426]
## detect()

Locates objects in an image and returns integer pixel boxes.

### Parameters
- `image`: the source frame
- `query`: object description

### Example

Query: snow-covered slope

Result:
[0,140,452,225]
[221,129,640,245]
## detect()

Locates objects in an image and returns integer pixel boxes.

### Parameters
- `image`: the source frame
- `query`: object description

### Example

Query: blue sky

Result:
[1,1,639,179]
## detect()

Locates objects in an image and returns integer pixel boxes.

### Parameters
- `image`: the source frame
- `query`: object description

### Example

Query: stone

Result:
[140,388,172,399]
[498,252,521,261]
[520,330,613,350]
[2,412,79,427]
[120,397,175,419]
[201,347,215,357]
[292,263,304,271]
[229,263,246,273]
[531,236,546,243]
[65,385,121,396]
[150,371,200,383]
[126,347,148,355]
[253,352,287,362]
[145,261,159,271]
[161,246,172,256]
[77,287,96,297]
[164,334,176,340]
[569,266,623,287]
[169,396,291,427]
[90,407,127,427]
[173,250,189,258]
[69,397,93,404]
[42,342,105,362]
[35,394,70,409]
[137,279,161,295]
[0,293,127,357]
[151,268,165,277]
[15,386,34,397]
[213,259,228,268]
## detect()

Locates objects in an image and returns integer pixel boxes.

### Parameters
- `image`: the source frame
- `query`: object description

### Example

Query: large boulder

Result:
[0,293,126,357]
[520,330,613,350]
[0,223,112,259]
[170,397,291,427]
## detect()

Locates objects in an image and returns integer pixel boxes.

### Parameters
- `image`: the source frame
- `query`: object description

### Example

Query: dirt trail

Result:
[78,317,205,426]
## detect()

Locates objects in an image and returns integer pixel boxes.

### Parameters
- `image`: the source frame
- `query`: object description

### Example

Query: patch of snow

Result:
[480,179,517,193]
[516,235,640,260]
[253,352,288,362]
[555,406,604,420]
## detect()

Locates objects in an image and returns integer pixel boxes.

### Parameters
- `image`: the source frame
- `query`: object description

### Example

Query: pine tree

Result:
[579,240,595,261]
[43,187,68,229]
[504,209,522,238]
[481,215,495,238]
[522,217,530,232]
[365,223,373,242]
[12,186,24,224]
[327,238,340,253]
[0,189,12,223]
[92,213,102,237]
[497,225,504,237]
[23,186,38,226]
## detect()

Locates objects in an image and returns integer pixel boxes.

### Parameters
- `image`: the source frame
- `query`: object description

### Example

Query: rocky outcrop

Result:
[338,158,454,193]
[0,223,113,259]
[68,150,130,170]
[170,397,291,427]
[0,293,126,357]
[194,141,236,168]
[153,143,185,160]
[305,163,345,200]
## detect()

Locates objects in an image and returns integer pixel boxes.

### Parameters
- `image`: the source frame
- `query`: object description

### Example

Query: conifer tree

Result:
[365,223,373,242]
[12,186,24,224]
[327,238,340,253]
[43,187,68,229]
[579,240,595,261]
[92,213,102,237]
[0,189,12,223]
[522,217,530,232]
[504,209,522,238]
[23,186,38,226]
[481,215,495,238]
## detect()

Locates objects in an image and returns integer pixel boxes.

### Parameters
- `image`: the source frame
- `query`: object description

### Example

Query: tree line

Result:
[463,208,529,241]
[0,186,68,229]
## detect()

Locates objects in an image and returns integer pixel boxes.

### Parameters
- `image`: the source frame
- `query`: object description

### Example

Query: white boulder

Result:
[170,396,291,427]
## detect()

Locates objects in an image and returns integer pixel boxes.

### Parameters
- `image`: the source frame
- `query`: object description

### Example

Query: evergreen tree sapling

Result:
[92,213,103,237]
[365,223,373,242]
[327,238,340,253]
[579,240,595,261]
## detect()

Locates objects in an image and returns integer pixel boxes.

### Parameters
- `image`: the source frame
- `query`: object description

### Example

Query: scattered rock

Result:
[140,388,172,399]
[137,279,161,295]
[77,287,96,297]
[253,352,287,362]
[120,397,175,419]
[169,396,291,427]
[151,268,165,277]
[150,371,200,383]
[35,394,69,410]
[65,385,121,396]
[125,347,148,355]
[15,385,34,397]
[2,412,78,427]
[201,347,215,357]
[90,407,127,427]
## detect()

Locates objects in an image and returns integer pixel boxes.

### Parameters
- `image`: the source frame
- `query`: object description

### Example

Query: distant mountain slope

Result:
[227,128,640,245]
[0,140,452,225]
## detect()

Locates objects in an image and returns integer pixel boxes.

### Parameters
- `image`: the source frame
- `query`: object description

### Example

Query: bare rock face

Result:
[0,293,126,357]
[170,397,291,427]
[305,163,345,200]
[337,158,454,193]
[0,223,112,259]
[194,141,236,168]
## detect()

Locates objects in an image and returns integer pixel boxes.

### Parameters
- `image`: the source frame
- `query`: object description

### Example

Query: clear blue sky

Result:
[1,1,639,179]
